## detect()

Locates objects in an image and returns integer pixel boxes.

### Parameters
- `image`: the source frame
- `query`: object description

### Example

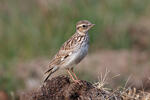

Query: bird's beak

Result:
[89,24,95,28]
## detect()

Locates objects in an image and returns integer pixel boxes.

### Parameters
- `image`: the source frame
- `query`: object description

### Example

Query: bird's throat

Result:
[76,30,86,36]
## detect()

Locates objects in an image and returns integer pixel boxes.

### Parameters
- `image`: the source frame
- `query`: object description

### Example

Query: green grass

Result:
[0,0,150,94]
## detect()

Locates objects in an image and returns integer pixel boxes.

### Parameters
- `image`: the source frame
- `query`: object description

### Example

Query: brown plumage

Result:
[44,20,95,82]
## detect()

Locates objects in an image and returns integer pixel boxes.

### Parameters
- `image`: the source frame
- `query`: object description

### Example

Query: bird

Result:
[44,20,95,82]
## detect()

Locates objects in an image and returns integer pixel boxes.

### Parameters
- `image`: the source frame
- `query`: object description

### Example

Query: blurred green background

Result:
[0,0,150,99]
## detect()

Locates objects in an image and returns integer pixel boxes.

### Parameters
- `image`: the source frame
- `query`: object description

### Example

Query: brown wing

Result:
[60,33,85,51]
[48,52,69,66]
[60,34,79,50]
[48,33,85,67]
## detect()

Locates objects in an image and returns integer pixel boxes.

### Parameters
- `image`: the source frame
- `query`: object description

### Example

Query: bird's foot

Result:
[73,79,81,84]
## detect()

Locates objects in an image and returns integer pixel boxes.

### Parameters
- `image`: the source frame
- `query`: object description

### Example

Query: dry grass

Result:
[93,69,150,100]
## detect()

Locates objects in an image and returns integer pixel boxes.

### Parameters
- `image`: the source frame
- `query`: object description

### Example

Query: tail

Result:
[43,66,59,82]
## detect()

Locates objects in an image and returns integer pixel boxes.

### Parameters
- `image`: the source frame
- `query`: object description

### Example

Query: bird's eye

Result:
[82,25,86,28]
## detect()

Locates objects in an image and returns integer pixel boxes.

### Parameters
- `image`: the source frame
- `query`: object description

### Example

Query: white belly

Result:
[62,44,88,69]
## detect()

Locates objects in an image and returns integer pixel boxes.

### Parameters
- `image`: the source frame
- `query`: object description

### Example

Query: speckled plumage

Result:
[44,20,95,82]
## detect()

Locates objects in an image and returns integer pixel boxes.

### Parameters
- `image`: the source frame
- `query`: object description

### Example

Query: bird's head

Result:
[76,20,95,35]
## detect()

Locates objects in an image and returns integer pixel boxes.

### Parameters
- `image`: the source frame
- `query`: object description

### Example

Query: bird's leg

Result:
[71,68,79,80]
[67,69,75,81]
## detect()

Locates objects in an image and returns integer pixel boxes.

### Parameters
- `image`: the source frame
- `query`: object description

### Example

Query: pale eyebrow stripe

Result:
[77,24,85,27]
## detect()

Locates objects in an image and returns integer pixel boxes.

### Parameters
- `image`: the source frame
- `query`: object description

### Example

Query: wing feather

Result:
[48,33,84,67]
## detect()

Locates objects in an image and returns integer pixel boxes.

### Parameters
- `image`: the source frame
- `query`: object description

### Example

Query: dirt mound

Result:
[20,76,150,100]
[20,76,117,100]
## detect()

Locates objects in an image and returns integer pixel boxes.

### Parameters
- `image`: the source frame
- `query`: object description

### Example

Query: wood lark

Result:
[44,20,95,82]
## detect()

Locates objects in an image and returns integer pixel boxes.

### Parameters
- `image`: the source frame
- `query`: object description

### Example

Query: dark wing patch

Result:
[60,34,84,50]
